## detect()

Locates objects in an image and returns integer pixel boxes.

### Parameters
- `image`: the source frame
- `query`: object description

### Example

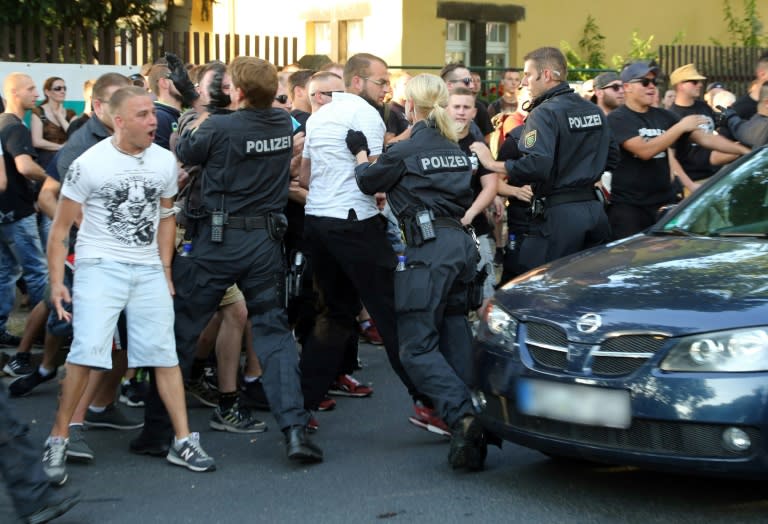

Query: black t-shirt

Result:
[474,100,494,136]
[669,101,717,181]
[498,125,530,232]
[457,133,493,236]
[291,109,311,135]
[732,93,757,120]
[608,105,680,207]
[0,113,38,223]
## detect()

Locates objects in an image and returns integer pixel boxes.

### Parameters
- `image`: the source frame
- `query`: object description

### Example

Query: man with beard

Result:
[298,53,425,424]
[592,72,624,115]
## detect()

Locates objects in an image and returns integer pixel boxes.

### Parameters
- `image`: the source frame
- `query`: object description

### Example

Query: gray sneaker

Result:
[84,403,144,430]
[42,437,68,486]
[166,432,216,472]
[66,425,94,461]
[209,402,267,433]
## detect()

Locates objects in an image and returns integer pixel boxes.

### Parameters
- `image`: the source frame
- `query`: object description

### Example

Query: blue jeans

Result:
[0,214,49,332]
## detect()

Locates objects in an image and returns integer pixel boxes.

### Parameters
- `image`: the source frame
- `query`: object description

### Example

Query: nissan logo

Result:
[576,313,602,334]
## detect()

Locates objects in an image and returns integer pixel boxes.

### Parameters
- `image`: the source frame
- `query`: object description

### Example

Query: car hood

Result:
[496,234,768,342]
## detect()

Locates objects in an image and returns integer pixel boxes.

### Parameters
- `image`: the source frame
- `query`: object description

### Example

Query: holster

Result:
[467,265,488,312]
[267,212,288,240]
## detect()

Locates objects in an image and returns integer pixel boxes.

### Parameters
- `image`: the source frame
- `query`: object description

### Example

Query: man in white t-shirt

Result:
[42,86,215,486]
[298,53,423,418]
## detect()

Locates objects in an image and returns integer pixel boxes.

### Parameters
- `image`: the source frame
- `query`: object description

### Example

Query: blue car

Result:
[473,146,768,478]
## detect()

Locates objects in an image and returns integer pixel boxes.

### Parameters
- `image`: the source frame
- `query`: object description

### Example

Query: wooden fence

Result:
[0,25,299,67]
[657,45,768,95]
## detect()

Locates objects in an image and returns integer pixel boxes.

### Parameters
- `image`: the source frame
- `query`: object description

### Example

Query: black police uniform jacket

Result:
[503,83,619,196]
[354,120,473,220]
[175,107,293,217]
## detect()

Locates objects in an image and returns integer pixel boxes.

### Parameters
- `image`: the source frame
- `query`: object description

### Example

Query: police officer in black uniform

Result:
[346,74,487,471]
[472,47,619,272]
[133,56,322,464]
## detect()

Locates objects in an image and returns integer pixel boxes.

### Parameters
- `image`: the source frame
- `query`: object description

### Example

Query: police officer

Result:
[133,56,322,464]
[472,47,619,271]
[346,74,487,471]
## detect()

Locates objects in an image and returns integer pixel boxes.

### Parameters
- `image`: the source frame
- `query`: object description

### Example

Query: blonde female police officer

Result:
[346,73,488,471]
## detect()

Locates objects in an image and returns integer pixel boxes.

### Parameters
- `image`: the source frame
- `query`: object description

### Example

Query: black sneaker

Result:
[209,402,267,433]
[3,351,33,376]
[240,379,269,410]
[0,329,21,349]
[119,377,149,407]
[9,368,56,397]
[84,403,144,430]
[23,487,80,524]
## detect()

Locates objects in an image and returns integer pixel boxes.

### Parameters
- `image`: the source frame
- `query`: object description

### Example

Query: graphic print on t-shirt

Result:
[102,176,162,246]
[637,127,667,159]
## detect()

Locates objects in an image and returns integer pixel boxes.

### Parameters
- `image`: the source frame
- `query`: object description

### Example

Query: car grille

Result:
[525,322,667,377]
[484,396,760,458]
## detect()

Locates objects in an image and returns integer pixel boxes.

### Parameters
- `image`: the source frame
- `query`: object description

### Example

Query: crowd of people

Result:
[1,46,767,523]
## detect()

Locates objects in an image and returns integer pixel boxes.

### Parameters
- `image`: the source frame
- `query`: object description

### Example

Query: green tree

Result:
[0,0,166,32]
[560,14,607,80]
[612,32,659,70]
[711,0,767,47]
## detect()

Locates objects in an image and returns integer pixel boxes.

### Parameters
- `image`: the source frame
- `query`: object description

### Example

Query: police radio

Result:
[210,210,225,243]
[415,208,436,242]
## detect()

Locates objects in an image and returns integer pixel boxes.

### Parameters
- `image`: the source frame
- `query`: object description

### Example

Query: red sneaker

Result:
[359,321,384,345]
[318,396,336,411]
[307,416,319,433]
[408,401,451,437]
[328,374,373,398]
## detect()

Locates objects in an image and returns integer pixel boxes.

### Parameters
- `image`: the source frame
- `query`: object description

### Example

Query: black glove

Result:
[714,105,740,129]
[164,52,199,107]
[205,70,231,111]
[346,130,370,156]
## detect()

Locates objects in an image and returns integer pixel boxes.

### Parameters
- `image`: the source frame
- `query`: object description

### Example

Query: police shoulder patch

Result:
[524,129,537,149]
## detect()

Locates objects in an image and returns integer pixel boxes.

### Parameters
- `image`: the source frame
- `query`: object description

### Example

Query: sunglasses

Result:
[274,94,289,104]
[630,78,658,87]
[449,77,473,86]
[684,79,704,85]
[51,86,67,92]
[311,90,343,98]
[601,84,623,92]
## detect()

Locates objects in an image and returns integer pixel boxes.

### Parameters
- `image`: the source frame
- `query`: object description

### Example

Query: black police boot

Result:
[448,415,487,472]
[284,425,323,464]
[23,487,80,524]
[129,430,172,457]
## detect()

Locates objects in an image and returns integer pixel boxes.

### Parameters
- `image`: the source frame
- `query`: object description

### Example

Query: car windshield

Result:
[659,147,768,237]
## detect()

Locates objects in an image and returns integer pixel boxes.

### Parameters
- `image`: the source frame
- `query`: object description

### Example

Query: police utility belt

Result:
[209,211,288,243]
[400,208,463,247]
[530,187,603,219]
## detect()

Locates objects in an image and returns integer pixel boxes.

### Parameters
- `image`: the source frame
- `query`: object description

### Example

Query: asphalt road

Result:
[1,341,767,524]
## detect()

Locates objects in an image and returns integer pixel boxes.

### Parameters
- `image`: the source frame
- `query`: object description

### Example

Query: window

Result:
[445,20,510,71]
[486,22,509,80]
[346,20,365,56]
[314,22,331,56]
[445,21,470,65]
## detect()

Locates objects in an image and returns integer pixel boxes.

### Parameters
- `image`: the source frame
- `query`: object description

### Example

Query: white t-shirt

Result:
[61,138,178,264]
[303,92,385,220]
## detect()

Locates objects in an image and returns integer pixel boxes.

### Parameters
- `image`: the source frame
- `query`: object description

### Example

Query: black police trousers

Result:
[300,214,419,409]
[0,381,54,517]
[142,225,309,436]
[519,199,611,272]
[395,227,477,428]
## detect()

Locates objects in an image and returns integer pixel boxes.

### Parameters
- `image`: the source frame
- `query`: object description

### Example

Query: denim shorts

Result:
[66,258,178,369]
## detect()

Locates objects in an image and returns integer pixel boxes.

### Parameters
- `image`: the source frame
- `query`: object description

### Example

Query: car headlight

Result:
[476,301,518,353]
[660,328,768,372]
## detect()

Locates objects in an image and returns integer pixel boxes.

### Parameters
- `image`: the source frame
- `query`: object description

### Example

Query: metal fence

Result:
[0,25,299,67]
[657,45,768,94]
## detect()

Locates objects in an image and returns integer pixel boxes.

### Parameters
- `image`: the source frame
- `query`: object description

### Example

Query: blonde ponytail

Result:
[406,74,459,142]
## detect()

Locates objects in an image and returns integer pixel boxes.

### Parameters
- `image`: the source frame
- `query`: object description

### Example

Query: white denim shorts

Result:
[66,258,178,369]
